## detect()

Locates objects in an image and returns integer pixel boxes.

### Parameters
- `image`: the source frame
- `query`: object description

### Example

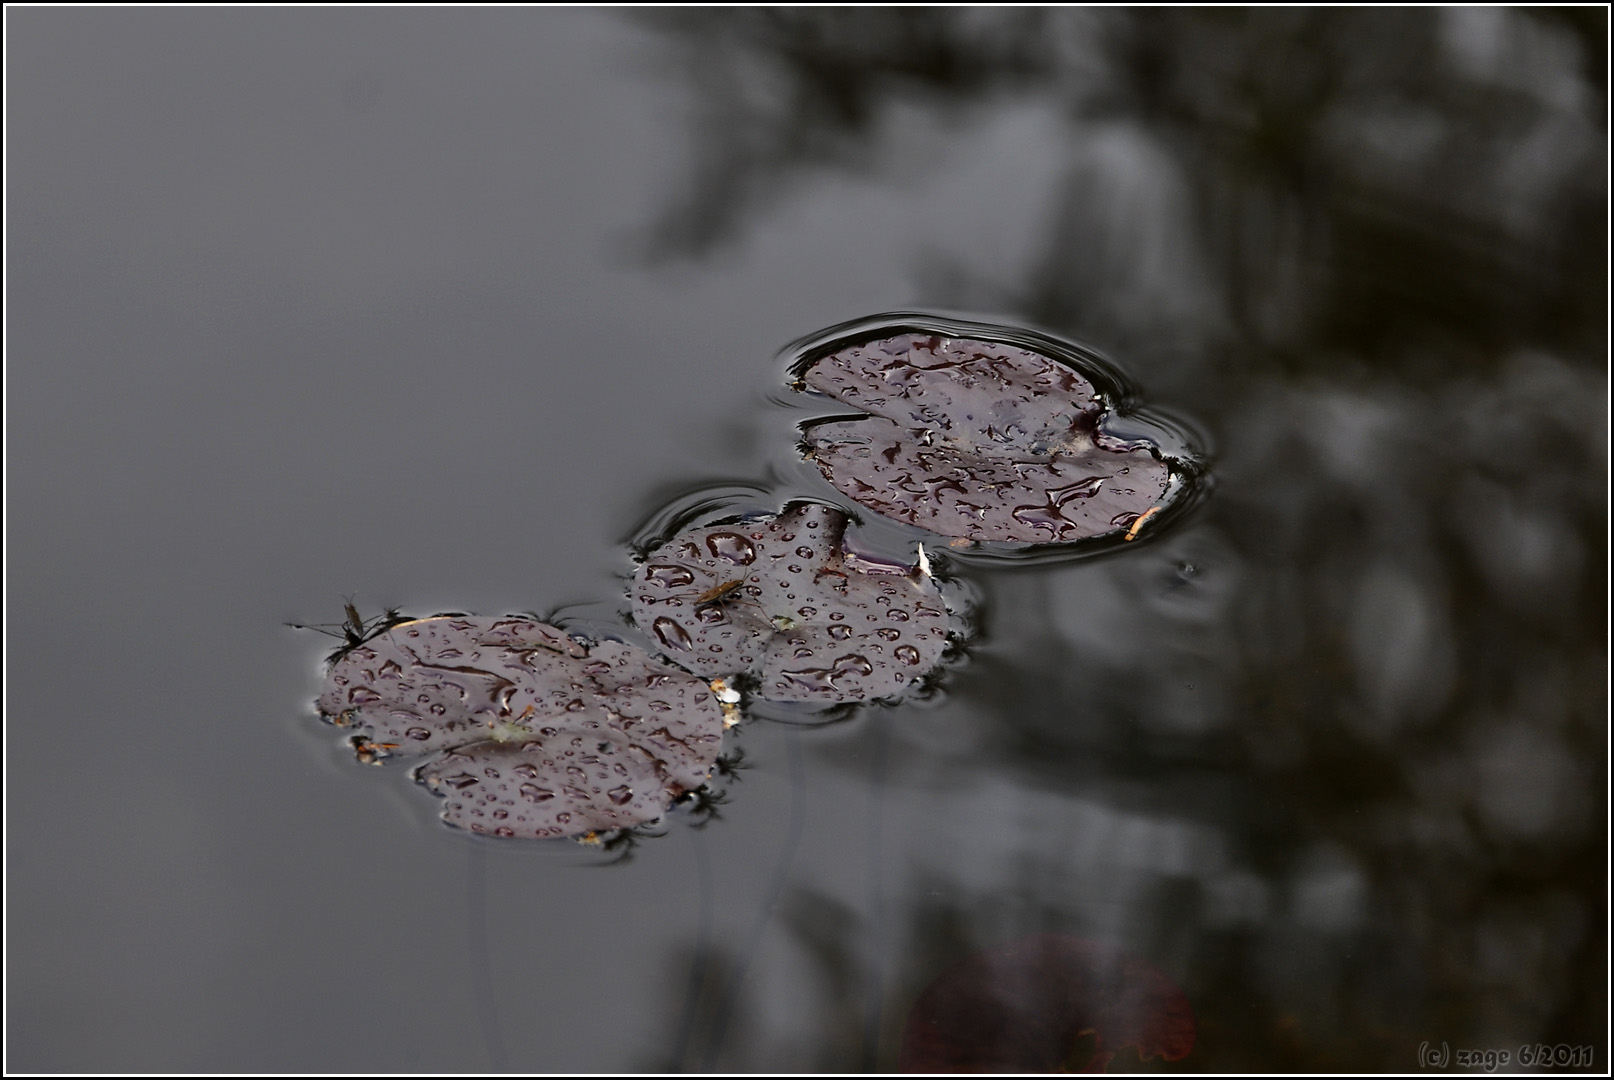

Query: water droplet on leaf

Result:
[653,617,693,651]
[705,532,757,565]
[629,505,955,703]
[797,329,1183,546]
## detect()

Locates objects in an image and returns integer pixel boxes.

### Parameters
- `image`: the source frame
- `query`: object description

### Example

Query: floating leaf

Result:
[798,332,1175,545]
[899,934,1196,1073]
[629,504,951,704]
[318,616,725,838]
[321,616,584,758]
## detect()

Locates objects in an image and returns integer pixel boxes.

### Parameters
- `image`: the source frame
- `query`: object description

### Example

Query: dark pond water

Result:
[8,9,1606,1073]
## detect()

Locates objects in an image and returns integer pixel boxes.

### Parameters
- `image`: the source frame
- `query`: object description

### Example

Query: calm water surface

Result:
[7,9,1606,1072]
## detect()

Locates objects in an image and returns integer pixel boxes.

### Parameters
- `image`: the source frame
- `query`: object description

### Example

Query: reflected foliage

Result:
[636,7,1605,1071]
[641,8,1604,372]
[634,8,1053,259]
[898,934,1195,1072]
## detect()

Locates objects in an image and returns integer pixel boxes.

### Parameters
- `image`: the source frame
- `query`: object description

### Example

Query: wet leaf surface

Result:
[898,934,1196,1073]
[319,616,725,839]
[629,504,951,704]
[799,333,1174,544]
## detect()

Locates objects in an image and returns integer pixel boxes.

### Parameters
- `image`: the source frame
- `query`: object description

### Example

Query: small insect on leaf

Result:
[288,603,412,663]
[694,579,747,606]
[630,504,956,704]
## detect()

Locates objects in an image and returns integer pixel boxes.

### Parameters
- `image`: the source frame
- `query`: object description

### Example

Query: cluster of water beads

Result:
[319,616,725,840]
[629,504,951,705]
[312,317,1192,840]
[796,332,1176,545]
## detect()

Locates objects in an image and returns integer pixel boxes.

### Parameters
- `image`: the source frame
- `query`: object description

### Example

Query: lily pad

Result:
[797,331,1175,545]
[899,934,1196,1073]
[318,615,725,839]
[629,504,951,704]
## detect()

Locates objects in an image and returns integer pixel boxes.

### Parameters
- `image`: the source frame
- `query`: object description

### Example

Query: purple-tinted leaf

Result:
[320,616,585,759]
[319,616,724,838]
[799,333,1172,545]
[630,504,951,704]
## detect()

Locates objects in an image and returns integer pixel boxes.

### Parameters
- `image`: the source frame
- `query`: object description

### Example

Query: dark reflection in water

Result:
[637,7,1605,1072]
[641,8,1604,376]
[6,8,1603,1074]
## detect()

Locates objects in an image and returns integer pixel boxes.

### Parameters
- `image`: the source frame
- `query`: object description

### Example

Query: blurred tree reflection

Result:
[634,7,1605,1071]
[634,8,1053,259]
[640,7,1604,375]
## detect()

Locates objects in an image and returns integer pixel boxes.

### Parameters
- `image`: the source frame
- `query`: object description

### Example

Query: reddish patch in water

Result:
[899,933,1195,1072]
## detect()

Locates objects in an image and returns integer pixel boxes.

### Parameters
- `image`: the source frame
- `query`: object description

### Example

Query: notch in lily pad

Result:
[317,614,727,840]
[629,502,956,705]
[788,315,1203,551]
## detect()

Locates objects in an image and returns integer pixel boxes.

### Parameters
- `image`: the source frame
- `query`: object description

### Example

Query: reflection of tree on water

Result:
[633,8,1052,260]
[642,8,1602,370]
[635,8,1605,1071]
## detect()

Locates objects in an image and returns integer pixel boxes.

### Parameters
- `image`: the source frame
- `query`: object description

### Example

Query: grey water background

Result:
[6,8,1606,1072]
